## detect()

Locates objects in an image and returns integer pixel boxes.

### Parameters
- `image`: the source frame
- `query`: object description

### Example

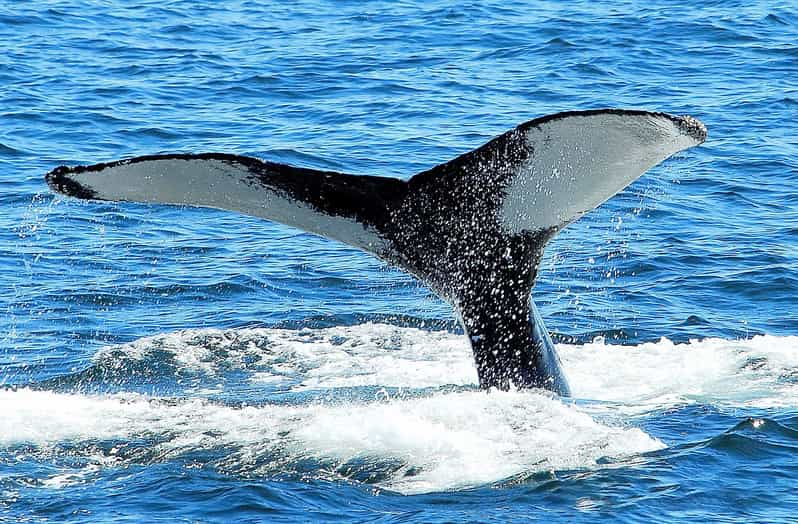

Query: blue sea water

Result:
[2,0,798,522]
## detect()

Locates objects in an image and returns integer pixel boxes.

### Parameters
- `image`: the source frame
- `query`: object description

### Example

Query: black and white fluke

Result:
[46,109,707,395]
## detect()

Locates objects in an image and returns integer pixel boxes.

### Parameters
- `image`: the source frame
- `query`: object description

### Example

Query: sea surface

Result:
[2,1,797,522]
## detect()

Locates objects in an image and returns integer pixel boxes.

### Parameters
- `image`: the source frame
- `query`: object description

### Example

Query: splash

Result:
[0,388,661,494]
[3,324,798,494]
[92,324,798,408]
[560,334,798,410]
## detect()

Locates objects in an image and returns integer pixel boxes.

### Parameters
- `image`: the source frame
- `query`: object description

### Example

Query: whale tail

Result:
[46,109,706,395]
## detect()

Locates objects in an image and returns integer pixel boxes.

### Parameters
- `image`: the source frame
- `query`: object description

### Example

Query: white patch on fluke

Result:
[501,113,702,233]
[68,158,386,251]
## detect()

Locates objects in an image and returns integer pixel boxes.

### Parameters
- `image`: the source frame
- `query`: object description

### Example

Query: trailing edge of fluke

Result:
[46,109,707,395]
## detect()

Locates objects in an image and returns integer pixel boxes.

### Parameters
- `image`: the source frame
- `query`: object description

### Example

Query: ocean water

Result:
[1,0,797,522]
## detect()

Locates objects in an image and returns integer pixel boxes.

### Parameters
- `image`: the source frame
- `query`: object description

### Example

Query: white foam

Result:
[95,323,478,389]
[560,334,798,410]
[292,391,660,493]
[100,324,798,409]
[7,325,798,493]
[0,388,660,494]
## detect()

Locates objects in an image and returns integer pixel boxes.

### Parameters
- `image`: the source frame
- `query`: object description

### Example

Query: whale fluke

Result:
[46,109,707,395]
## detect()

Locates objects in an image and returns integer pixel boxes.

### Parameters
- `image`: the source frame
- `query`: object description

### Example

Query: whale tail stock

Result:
[46,109,707,395]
